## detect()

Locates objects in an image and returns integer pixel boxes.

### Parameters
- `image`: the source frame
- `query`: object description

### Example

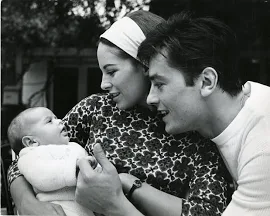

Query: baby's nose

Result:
[55,119,63,125]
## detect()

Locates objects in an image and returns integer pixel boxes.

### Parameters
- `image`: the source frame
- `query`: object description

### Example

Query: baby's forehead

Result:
[23,107,53,122]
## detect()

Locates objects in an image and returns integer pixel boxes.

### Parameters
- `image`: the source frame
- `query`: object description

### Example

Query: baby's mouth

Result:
[61,127,68,136]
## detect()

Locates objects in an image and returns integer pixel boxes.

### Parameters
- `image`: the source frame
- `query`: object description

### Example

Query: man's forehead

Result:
[149,50,168,64]
[148,53,168,78]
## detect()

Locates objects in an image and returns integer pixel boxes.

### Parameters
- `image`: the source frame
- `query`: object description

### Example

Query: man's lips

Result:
[158,110,169,118]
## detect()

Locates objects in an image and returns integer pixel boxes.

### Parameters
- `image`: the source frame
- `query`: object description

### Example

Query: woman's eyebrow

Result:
[103,64,116,70]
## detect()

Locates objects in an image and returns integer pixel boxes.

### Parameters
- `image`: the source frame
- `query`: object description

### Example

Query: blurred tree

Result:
[1,0,150,88]
[150,0,270,50]
[1,0,150,48]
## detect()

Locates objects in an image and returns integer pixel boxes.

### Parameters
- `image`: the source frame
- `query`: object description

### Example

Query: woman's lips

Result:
[110,92,120,99]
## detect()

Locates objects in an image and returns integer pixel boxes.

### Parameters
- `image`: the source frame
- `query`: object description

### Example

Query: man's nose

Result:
[147,88,159,106]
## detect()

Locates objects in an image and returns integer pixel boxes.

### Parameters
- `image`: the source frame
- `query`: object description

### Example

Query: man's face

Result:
[147,53,203,134]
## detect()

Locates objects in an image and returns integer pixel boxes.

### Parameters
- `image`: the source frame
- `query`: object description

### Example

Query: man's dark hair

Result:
[138,12,243,96]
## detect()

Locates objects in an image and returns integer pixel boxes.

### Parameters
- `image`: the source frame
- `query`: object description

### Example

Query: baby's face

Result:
[26,107,69,145]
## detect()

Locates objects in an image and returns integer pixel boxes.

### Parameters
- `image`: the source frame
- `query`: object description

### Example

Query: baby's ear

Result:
[22,136,39,147]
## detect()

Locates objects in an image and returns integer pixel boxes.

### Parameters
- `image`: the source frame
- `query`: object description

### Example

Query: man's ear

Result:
[22,136,39,147]
[200,67,218,97]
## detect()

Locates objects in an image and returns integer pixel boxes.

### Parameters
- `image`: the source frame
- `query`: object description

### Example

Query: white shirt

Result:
[212,82,270,216]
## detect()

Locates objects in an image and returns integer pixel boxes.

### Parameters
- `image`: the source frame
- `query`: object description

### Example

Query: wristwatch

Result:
[126,179,142,200]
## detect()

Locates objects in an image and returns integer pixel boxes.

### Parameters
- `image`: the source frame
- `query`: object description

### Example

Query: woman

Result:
[8,10,231,216]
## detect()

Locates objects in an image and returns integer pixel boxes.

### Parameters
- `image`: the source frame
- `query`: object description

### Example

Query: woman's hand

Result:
[19,199,66,215]
[75,143,144,216]
[10,176,66,215]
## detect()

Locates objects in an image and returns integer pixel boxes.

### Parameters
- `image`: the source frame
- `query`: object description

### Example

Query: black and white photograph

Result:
[1,0,270,215]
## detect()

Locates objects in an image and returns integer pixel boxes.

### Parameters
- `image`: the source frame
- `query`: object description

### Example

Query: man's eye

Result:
[154,83,164,89]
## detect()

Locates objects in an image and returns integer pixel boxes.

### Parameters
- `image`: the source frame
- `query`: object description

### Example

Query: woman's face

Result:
[97,42,150,110]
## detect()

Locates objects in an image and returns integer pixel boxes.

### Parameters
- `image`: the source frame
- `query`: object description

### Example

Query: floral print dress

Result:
[8,93,232,215]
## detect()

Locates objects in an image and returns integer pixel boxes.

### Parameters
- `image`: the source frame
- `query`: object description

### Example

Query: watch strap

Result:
[126,179,142,200]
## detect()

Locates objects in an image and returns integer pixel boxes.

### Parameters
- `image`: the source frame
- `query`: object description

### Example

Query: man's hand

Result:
[119,173,139,194]
[75,143,143,216]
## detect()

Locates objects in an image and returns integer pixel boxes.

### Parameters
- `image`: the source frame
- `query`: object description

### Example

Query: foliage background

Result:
[1,0,270,87]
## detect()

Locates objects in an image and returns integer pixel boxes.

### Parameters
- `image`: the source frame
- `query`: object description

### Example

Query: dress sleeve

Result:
[181,138,231,216]
[18,144,87,192]
[62,94,105,149]
[7,158,22,187]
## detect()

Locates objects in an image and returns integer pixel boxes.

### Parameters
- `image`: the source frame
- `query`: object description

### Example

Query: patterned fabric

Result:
[8,93,231,215]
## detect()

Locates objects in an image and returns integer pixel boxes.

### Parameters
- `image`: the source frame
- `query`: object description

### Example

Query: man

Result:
[74,12,269,216]
[137,12,270,215]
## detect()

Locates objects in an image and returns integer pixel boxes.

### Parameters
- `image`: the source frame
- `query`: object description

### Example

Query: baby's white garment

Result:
[18,142,95,216]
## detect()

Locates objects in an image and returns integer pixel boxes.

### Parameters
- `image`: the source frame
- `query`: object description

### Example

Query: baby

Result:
[8,107,96,216]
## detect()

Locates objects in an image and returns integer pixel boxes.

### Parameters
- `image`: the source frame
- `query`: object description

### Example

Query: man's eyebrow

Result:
[103,64,116,70]
[148,74,164,81]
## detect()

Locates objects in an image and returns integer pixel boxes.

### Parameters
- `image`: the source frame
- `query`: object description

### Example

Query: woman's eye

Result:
[107,70,116,76]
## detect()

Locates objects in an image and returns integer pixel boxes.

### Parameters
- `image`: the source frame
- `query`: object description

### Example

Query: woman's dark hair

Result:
[138,11,243,96]
[99,10,164,62]
[126,10,164,37]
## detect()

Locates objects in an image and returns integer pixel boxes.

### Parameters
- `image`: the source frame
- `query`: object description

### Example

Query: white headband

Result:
[100,17,146,60]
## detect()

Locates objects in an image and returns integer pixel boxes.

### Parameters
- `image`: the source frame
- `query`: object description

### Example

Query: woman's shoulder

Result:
[80,93,111,103]
[63,93,117,118]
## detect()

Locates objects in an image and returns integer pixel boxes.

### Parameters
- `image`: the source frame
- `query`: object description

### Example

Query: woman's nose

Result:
[100,79,112,91]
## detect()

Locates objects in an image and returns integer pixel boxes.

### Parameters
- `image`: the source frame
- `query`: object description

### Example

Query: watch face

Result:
[134,179,142,187]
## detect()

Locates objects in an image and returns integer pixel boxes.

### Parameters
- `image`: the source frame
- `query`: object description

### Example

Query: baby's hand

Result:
[77,156,98,168]
[76,156,99,177]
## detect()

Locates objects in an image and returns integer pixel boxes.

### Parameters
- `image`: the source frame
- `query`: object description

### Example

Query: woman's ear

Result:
[200,67,218,97]
[143,68,149,76]
[137,62,149,76]
[22,136,39,147]
[142,65,149,76]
